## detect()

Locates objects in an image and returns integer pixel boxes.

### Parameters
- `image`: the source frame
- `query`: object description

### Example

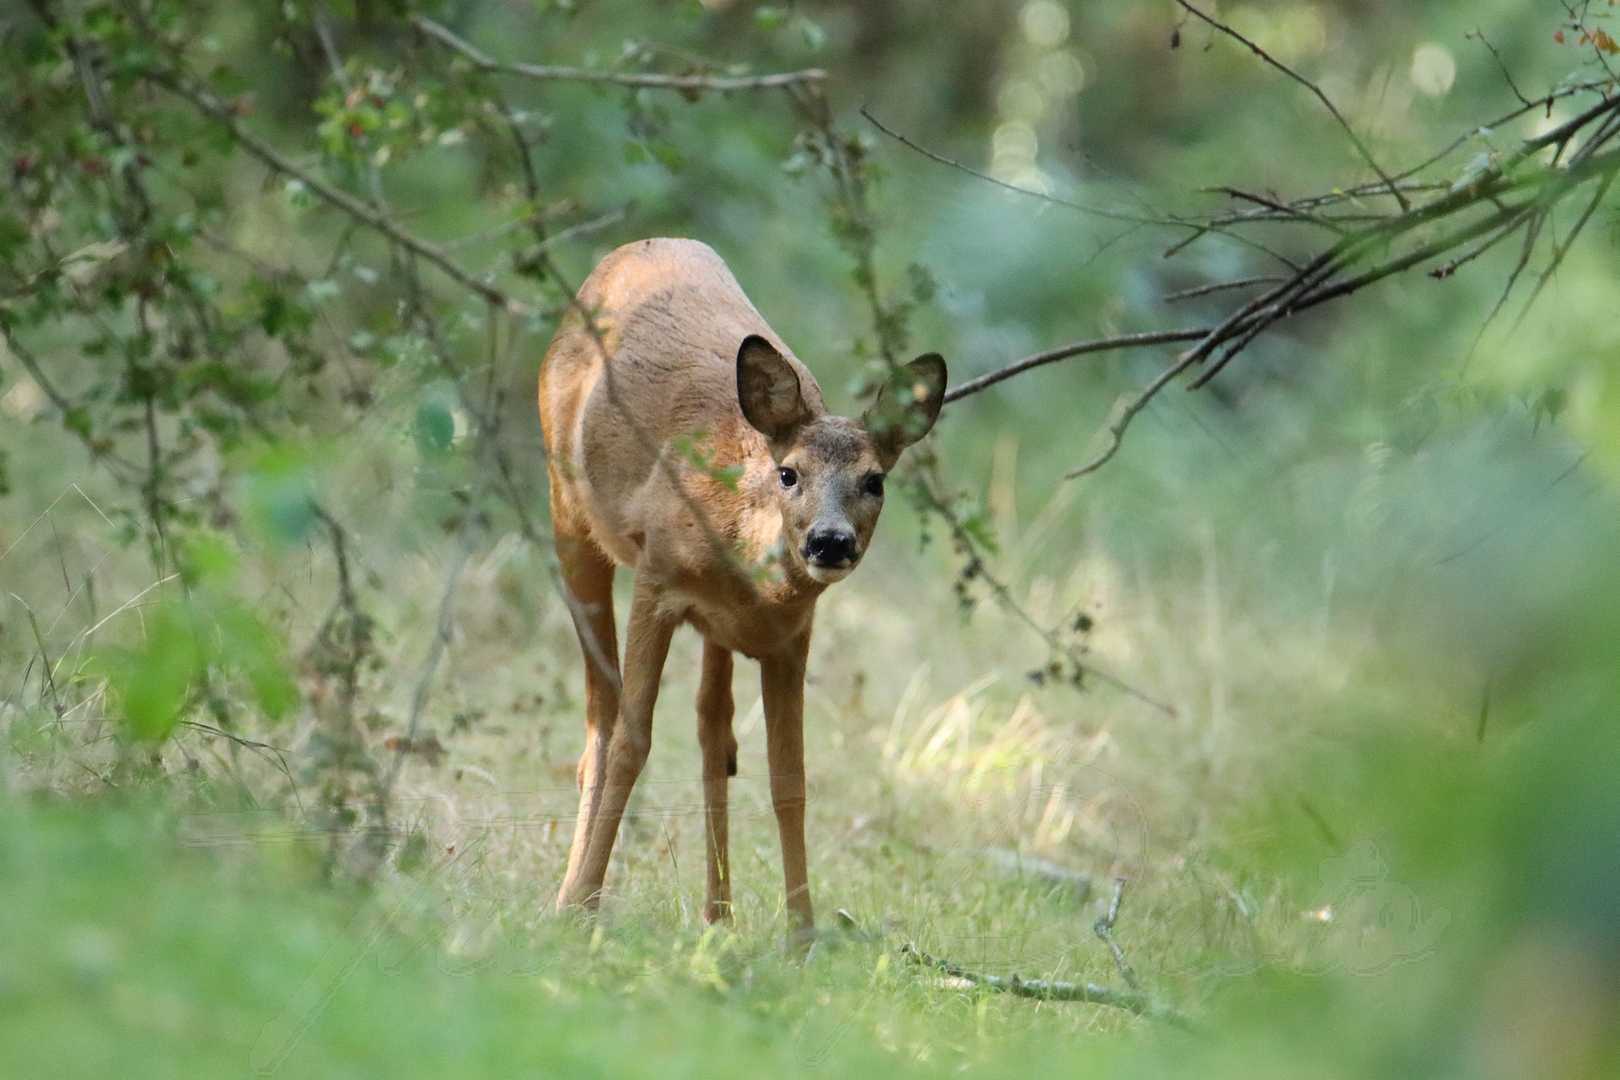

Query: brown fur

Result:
[539,237,944,934]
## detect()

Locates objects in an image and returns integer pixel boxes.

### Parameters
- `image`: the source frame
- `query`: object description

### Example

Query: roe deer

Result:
[538,238,945,935]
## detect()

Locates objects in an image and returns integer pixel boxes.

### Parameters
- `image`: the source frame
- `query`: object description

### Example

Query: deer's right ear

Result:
[736,335,811,444]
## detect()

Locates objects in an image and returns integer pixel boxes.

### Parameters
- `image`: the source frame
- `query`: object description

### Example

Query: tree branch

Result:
[143,70,520,312]
[411,15,825,93]
[942,328,1210,405]
[1174,0,1409,210]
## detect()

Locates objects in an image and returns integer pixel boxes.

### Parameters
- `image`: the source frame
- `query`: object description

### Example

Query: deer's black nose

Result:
[805,527,857,565]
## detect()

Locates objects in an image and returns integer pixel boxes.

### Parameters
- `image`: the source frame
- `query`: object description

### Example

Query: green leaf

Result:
[414,400,455,455]
[216,605,298,722]
[99,605,202,742]
[242,447,319,547]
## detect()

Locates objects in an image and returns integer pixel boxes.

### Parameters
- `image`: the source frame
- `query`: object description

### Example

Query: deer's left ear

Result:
[865,353,947,463]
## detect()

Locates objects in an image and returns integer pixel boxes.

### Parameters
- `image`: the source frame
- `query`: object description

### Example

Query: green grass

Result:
[5,405,1620,1077]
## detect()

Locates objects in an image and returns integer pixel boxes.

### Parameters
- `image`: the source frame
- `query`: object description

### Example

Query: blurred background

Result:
[2,1,1617,1076]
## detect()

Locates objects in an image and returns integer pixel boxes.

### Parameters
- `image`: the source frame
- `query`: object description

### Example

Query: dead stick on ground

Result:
[900,943,1193,1029]
[1093,877,1141,991]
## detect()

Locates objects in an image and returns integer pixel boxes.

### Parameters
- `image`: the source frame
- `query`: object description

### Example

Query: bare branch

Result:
[860,106,1159,227]
[942,328,1209,405]
[411,15,825,93]
[1066,351,1205,480]
[862,105,1304,271]
[1466,29,1532,108]
[1174,0,1409,210]
[1092,878,1141,991]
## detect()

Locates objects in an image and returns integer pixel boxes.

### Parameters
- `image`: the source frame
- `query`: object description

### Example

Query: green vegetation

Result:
[3,2,1618,1076]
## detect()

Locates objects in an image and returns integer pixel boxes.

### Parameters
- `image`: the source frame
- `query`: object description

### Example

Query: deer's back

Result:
[539,238,822,564]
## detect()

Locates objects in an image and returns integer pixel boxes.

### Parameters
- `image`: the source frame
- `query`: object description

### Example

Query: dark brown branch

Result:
[1209,186,1348,234]
[412,15,825,93]
[1174,0,1408,210]
[942,328,1209,404]
[1056,142,1620,474]
[1388,79,1613,187]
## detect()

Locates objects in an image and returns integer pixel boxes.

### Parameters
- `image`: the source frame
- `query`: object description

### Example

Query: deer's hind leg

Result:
[696,640,737,923]
[563,570,676,909]
[552,491,622,912]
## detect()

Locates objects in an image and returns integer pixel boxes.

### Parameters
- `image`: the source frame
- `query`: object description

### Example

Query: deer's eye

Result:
[778,467,799,489]
[863,473,885,498]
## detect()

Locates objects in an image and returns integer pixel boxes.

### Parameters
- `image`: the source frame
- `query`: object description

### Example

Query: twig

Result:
[900,943,1192,1028]
[1512,151,1620,329]
[0,322,142,479]
[862,105,1302,271]
[1174,0,1409,210]
[1466,29,1532,108]
[1065,349,1204,479]
[1092,877,1140,991]
[381,537,470,798]
[1210,186,1348,234]
[942,328,1209,405]
[1163,276,1284,303]
[412,15,825,93]
[860,106,1160,227]
[143,70,519,312]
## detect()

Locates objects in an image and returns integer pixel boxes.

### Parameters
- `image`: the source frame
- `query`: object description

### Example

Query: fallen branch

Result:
[900,943,1192,1028]
[1092,877,1140,991]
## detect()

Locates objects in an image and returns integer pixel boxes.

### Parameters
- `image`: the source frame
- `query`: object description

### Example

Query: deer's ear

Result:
[865,353,947,463]
[737,335,812,443]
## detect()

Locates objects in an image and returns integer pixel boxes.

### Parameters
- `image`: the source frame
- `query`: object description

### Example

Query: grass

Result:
[0,427,1315,1075]
[5,293,1620,1076]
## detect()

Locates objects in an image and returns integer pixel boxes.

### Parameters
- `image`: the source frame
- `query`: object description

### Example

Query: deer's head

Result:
[736,335,946,585]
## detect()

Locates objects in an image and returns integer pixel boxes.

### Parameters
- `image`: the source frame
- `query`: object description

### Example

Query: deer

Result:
[538,237,946,938]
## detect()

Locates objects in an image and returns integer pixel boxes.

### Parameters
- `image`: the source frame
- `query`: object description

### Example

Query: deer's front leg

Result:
[761,631,813,940]
[560,572,676,912]
[696,640,737,924]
